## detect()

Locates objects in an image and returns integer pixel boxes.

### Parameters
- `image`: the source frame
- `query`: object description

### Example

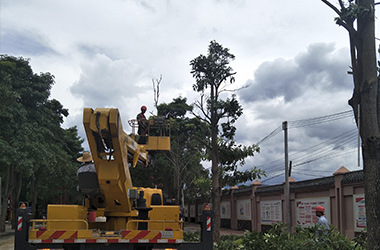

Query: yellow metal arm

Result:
[83,108,148,214]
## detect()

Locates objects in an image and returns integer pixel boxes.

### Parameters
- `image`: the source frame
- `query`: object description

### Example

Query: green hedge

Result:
[184,222,366,250]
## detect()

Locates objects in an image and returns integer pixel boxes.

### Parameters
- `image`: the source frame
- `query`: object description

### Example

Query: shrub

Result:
[184,222,365,249]
[183,231,200,242]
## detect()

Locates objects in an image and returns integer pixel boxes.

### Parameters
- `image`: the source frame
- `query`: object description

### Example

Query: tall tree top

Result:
[190,40,236,93]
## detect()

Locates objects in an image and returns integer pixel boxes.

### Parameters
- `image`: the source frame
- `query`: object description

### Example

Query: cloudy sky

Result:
[2,0,379,185]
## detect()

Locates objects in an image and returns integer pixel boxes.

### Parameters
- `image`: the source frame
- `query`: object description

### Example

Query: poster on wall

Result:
[221,201,231,219]
[183,206,188,217]
[190,205,195,217]
[198,204,203,216]
[260,200,282,225]
[353,194,366,232]
[236,199,251,220]
[295,197,330,228]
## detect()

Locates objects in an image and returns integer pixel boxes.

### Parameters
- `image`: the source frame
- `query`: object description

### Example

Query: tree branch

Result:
[338,0,345,10]
[321,0,342,16]
[336,18,357,34]
[191,134,212,151]
[220,83,251,93]
[152,75,162,112]
[191,94,211,124]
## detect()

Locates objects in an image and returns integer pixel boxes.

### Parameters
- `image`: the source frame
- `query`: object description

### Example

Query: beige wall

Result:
[195,168,365,239]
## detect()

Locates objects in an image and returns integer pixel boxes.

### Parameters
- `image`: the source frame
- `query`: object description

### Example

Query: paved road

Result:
[0,222,244,250]
[0,224,14,250]
[184,222,245,235]
[0,236,13,250]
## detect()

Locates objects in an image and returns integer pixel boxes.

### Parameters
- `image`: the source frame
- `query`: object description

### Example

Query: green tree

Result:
[190,40,264,241]
[0,55,83,231]
[157,97,209,206]
[322,1,379,248]
[0,55,48,230]
[219,140,263,187]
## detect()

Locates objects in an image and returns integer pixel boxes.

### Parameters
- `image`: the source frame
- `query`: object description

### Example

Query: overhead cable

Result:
[256,124,282,145]
[257,128,358,174]
[288,110,353,128]
[256,110,353,145]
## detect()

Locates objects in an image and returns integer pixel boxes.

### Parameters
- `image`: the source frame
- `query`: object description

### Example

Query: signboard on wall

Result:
[190,205,195,217]
[183,206,188,217]
[353,194,366,232]
[198,204,203,216]
[221,201,231,219]
[260,200,282,225]
[236,199,251,220]
[295,197,330,228]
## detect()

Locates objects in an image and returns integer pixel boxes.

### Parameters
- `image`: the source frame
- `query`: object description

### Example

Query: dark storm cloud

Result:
[240,43,351,103]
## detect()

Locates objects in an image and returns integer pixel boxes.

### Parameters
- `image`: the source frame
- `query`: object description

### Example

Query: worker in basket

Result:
[137,105,148,144]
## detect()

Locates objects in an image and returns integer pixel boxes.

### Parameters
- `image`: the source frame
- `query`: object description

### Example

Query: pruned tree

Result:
[322,0,379,248]
[190,40,264,241]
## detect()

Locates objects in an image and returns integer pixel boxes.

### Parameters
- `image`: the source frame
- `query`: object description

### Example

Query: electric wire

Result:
[258,128,359,182]
[251,110,357,183]
[256,124,282,145]
[288,110,353,129]
[256,110,354,145]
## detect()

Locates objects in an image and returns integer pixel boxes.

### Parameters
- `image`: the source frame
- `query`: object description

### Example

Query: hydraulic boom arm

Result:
[83,108,148,215]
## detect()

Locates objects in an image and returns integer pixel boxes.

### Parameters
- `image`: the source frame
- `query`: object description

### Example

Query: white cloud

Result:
[1,0,374,185]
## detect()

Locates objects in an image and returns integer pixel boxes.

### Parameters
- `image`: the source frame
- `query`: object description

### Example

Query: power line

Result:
[256,110,354,145]
[289,129,358,166]
[256,124,282,145]
[257,128,358,175]
[254,110,357,184]
[288,110,353,129]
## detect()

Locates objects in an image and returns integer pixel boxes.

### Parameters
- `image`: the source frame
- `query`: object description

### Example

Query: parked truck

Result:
[15,108,213,250]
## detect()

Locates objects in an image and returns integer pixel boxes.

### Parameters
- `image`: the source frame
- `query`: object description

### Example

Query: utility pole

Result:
[282,121,291,232]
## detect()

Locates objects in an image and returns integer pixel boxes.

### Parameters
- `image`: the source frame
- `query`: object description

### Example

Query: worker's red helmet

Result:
[141,106,147,111]
[316,206,325,212]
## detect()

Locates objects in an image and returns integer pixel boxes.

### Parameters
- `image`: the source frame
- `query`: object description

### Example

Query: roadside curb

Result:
[0,224,13,239]
[184,222,245,235]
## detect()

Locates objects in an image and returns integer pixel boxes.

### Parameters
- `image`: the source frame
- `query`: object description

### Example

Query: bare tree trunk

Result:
[354,1,379,248]
[0,166,13,232]
[174,162,180,205]
[11,172,22,229]
[323,0,378,247]
[31,169,40,218]
[211,113,221,241]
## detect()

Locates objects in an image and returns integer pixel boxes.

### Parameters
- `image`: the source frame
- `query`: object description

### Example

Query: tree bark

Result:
[346,0,379,247]
[174,162,180,205]
[211,84,221,242]
[11,172,22,229]
[0,166,13,232]
[31,168,41,218]
[211,127,220,242]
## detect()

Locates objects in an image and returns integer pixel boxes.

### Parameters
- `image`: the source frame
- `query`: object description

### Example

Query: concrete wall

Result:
[186,167,365,239]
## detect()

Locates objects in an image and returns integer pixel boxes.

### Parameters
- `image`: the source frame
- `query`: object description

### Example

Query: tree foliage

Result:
[130,97,211,205]
[158,97,209,205]
[190,40,264,241]
[0,55,83,231]
[131,97,209,206]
